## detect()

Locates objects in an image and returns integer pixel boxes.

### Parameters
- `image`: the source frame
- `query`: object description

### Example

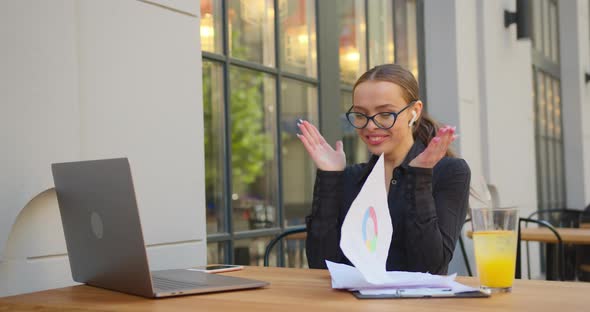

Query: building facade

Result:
[1,0,589,296]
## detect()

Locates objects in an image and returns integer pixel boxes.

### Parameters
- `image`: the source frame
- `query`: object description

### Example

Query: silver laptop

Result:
[51,158,268,298]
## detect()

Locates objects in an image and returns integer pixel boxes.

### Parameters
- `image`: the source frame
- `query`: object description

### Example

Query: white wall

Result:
[423,0,487,277]
[560,0,590,209]
[0,0,205,296]
[477,0,540,278]
[424,0,540,277]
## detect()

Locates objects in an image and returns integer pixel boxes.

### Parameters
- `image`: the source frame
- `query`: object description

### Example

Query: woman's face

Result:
[351,81,420,156]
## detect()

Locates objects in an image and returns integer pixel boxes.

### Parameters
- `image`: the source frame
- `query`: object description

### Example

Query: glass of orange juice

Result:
[471,207,518,293]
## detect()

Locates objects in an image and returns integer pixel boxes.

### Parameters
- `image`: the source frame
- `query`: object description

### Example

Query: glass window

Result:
[341,90,369,165]
[339,0,367,85]
[282,234,307,268]
[394,0,419,79]
[207,242,226,264]
[368,0,394,67]
[228,0,276,67]
[201,0,422,267]
[203,61,226,234]
[200,0,224,53]
[281,78,318,226]
[229,66,278,232]
[280,0,317,77]
[234,236,274,266]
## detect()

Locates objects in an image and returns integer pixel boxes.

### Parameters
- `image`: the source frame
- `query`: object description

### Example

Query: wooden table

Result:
[519,227,590,244]
[466,227,590,244]
[1,266,590,312]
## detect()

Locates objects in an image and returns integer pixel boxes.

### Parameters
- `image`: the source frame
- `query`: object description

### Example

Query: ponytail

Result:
[413,111,455,157]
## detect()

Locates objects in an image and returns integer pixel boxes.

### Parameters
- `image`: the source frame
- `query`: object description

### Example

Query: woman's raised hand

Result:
[296,120,346,171]
[409,125,457,169]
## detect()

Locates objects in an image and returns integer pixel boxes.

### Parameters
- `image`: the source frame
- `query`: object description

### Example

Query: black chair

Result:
[527,209,581,280]
[518,217,564,281]
[577,205,590,281]
[528,208,581,228]
[458,218,473,276]
[264,226,307,267]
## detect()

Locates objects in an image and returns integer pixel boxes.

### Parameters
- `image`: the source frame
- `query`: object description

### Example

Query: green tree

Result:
[202,67,273,205]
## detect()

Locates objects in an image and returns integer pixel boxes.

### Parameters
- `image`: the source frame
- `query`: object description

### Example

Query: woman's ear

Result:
[408,101,423,127]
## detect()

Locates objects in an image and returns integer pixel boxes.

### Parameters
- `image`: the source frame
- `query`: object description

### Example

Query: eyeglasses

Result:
[345,100,417,130]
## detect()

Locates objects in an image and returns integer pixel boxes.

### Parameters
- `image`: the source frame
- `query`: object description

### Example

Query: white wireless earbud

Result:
[409,111,417,128]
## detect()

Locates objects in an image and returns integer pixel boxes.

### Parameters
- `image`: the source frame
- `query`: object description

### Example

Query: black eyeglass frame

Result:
[345,100,418,130]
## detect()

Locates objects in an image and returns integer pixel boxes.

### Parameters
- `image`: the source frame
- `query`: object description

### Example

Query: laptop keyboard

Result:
[152,276,205,292]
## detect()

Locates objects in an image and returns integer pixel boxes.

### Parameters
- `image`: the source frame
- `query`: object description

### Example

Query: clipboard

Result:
[352,288,490,299]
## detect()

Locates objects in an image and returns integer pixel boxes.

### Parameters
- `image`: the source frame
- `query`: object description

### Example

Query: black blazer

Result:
[305,141,470,274]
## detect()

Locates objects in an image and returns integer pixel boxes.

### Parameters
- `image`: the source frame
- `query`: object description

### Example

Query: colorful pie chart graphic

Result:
[362,206,378,253]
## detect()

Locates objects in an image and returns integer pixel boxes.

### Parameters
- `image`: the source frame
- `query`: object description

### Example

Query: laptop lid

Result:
[52,158,156,298]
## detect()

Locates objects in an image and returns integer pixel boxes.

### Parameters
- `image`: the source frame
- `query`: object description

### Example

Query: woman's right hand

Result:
[297,120,346,171]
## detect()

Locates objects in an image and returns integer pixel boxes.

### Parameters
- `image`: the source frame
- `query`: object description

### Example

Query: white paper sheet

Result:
[340,154,393,284]
[326,261,456,290]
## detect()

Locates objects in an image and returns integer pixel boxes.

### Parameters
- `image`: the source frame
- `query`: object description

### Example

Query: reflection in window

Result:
[339,0,367,85]
[229,0,275,66]
[394,0,419,79]
[200,0,223,53]
[341,90,369,165]
[207,242,226,264]
[280,79,318,226]
[533,69,565,211]
[234,237,274,266]
[229,67,278,231]
[280,0,317,77]
[203,61,225,234]
[282,236,307,268]
[368,0,394,68]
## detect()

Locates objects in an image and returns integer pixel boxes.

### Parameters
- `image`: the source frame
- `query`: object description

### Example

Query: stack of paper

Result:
[326,261,478,295]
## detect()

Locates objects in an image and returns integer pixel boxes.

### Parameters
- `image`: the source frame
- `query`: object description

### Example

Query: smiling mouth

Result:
[366,135,388,145]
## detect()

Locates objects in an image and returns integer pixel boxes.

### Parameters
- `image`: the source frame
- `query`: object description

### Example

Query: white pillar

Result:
[560,0,590,209]
[0,0,205,296]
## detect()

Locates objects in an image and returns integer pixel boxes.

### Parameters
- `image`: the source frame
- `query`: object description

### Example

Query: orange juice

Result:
[473,230,517,288]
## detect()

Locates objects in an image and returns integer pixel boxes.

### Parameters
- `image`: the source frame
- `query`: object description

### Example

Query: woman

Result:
[297,64,470,274]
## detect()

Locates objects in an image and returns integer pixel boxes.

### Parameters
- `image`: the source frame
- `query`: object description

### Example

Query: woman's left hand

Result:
[409,126,457,169]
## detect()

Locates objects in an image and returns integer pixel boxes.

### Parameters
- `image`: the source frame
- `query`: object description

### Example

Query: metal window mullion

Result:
[203,51,226,62]
[416,0,427,103]
[221,0,234,264]
[550,78,559,208]
[539,71,551,209]
[364,0,370,70]
[207,233,232,243]
[274,0,285,268]
[533,66,543,212]
[557,81,567,208]
[281,71,319,85]
[547,76,559,209]
[233,228,283,240]
[229,58,279,75]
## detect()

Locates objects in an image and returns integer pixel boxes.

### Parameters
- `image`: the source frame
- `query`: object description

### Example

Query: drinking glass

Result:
[471,207,518,293]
